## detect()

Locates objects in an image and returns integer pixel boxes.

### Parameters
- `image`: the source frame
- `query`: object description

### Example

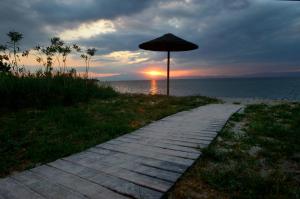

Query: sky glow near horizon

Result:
[0,0,300,80]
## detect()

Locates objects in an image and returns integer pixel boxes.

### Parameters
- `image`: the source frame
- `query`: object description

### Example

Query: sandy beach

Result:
[220,97,299,105]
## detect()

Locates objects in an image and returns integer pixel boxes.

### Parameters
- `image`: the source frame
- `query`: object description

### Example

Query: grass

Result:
[0,93,218,177]
[0,73,117,109]
[168,103,300,199]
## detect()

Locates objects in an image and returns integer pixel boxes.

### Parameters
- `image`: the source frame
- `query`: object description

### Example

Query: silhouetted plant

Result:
[0,31,119,111]
[7,31,23,72]
[33,44,55,74]
[0,31,28,75]
[32,38,78,75]
[50,37,64,71]
[61,46,71,73]
[59,42,83,74]
[73,44,81,52]
[43,46,55,74]
[0,31,100,78]
[69,68,77,77]
[0,45,11,73]
[81,48,96,78]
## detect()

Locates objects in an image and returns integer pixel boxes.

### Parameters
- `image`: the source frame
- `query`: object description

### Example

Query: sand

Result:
[219,97,298,105]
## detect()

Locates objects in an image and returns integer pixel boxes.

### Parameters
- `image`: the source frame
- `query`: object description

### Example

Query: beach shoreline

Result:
[219,97,299,105]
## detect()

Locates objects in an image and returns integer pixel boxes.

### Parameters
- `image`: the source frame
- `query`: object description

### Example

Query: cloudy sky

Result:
[0,0,300,80]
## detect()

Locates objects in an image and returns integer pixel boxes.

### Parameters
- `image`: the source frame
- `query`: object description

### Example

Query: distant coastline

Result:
[108,77,300,101]
[100,71,300,82]
[220,97,298,105]
[104,75,300,82]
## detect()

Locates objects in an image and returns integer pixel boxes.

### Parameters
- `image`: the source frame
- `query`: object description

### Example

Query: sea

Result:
[107,77,300,100]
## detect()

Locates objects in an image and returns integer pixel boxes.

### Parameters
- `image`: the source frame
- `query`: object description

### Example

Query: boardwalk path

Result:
[0,104,242,199]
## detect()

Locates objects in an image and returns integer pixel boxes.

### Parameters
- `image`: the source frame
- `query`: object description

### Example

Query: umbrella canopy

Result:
[139,33,198,51]
[139,33,198,96]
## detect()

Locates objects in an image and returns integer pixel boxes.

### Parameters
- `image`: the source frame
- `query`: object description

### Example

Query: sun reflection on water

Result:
[149,79,158,95]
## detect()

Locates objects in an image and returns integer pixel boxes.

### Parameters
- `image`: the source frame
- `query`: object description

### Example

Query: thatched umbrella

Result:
[139,33,198,96]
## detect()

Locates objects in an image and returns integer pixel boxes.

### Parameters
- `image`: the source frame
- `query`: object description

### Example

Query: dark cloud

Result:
[223,0,250,10]
[31,0,155,24]
[193,1,300,66]
[0,0,155,48]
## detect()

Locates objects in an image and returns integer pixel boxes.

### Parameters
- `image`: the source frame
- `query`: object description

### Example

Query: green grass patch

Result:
[168,103,300,199]
[0,94,217,177]
[0,73,117,110]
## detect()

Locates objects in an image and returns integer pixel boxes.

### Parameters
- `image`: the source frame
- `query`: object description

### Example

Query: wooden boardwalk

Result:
[0,104,242,199]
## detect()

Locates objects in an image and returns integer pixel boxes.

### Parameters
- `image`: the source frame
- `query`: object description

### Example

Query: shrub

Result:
[0,73,117,109]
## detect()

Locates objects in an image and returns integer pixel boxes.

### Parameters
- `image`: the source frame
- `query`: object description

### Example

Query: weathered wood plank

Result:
[117,136,201,153]
[31,165,129,199]
[89,147,189,173]
[131,133,214,144]
[123,134,208,149]
[106,139,200,159]
[126,133,211,145]
[11,171,87,199]
[97,143,194,166]
[66,151,181,182]
[50,159,163,199]
[0,178,44,199]
[63,152,173,192]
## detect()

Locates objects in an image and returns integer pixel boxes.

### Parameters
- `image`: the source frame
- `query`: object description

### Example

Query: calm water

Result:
[108,77,300,100]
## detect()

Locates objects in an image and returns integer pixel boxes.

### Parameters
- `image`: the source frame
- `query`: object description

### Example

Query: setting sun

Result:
[142,70,166,77]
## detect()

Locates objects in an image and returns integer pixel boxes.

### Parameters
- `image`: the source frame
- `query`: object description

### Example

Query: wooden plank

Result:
[0,177,44,199]
[97,143,194,166]
[31,165,129,199]
[164,137,211,145]
[91,173,163,199]
[67,151,181,182]
[117,136,201,153]
[50,159,163,199]
[158,139,205,148]
[89,147,188,173]
[107,139,200,159]
[130,132,215,142]
[11,171,87,199]
[63,152,173,192]
[127,130,216,142]
[126,133,211,145]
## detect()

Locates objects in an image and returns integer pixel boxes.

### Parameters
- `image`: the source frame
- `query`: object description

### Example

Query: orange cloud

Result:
[18,51,104,69]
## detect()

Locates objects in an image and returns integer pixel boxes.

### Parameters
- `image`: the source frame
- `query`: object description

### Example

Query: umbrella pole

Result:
[167,51,170,96]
